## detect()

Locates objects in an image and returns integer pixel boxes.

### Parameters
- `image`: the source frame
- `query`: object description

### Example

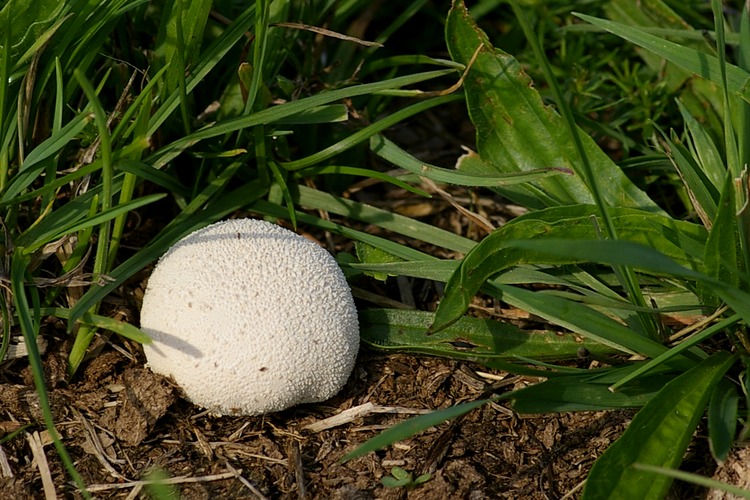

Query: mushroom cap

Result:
[140,218,359,416]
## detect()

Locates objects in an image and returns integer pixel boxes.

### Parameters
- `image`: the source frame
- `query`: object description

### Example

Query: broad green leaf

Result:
[708,378,739,463]
[360,308,617,366]
[431,205,707,333]
[446,1,659,211]
[0,0,63,67]
[355,244,402,281]
[583,351,736,500]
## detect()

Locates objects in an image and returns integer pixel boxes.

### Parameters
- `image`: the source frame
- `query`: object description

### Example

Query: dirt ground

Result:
[1,331,641,499]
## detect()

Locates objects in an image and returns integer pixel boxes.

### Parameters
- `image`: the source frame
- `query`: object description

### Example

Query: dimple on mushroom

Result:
[139,218,360,416]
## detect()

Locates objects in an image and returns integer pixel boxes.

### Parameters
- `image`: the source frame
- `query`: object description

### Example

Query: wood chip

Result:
[86,471,238,492]
[304,402,433,432]
[0,445,13,478]
[27,431,56,500]
[1,336,47,361]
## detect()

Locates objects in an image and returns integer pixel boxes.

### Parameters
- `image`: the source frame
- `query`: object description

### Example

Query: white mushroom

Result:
[140,218,359,416]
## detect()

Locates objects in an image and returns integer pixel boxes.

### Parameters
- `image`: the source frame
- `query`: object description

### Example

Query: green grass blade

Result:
[340,399,491,463]
[631,464,750,498]
[583,351,736,499]
[146,69,455,168]
[18,194,165,254]
[155,0,211,99]
[10,251,90,497]
[495,284,671,360]
[280,95,462,171]
[8,111,91,191]
[297,165,429,197]
[41,307,151,344]
[498,239,750,322]
[665,126,719,225]
[509,367,668,412]
[707,378,739,463]
[370,135,571,187]
[273,104,349,125]
[251,199,434,262]
[118,159,190,197]
[704,173,741,295]
[608,314,739,392]
[510,0,659,340]
[575,13,750,103]
[296,185,475,253]
[147,3,256,134]
[74,69,114,281]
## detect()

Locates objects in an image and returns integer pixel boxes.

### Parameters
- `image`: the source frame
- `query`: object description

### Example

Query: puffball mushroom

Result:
[140,218,359,416]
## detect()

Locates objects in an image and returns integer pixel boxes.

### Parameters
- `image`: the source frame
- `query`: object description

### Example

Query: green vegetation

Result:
[3,0,750,497]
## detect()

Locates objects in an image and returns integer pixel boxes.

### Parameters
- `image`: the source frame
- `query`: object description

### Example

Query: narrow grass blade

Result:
[297,165,429,197]
[280,95,462,171]
[340,399,490,463]
[583,351,736,499]
[631,464,750,498]
[296,185,476,253]
[10,251,90,497]
[576,13,750,103]
[18,194,165,253]
[704,173,741,296]
[42,307,151,344]
[501,239,750,323]
[708,378,739,463]
[370,135,570,187]
[609,314,739,392]
[147,69,455,167]
[509,367,669,412]
[495,284,671,360]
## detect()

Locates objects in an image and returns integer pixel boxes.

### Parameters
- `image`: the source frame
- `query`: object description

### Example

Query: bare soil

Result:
[1,331,641,499]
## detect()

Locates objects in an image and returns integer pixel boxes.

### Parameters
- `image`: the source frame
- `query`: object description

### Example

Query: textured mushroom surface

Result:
[140,218,359,416]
